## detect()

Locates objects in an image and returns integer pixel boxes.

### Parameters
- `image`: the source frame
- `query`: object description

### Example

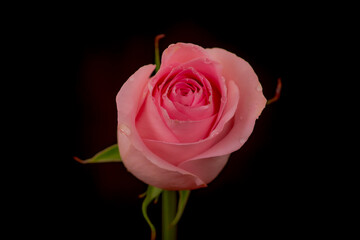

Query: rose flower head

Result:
[116,43,266,190]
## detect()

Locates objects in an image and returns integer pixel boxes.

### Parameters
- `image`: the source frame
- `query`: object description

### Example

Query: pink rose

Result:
[116,43,266,190]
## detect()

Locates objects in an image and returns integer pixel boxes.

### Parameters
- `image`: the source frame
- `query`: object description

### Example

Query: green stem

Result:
[162,190,177,240]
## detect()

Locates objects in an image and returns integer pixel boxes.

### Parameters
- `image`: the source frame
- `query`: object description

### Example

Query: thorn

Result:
[267,77,282,105]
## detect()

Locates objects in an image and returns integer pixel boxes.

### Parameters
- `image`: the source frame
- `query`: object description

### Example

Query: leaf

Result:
[171,190,191,226]
[142,185,163,240]
[74,144,121,164]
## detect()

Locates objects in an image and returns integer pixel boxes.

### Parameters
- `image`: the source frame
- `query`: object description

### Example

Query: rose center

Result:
[177,86,191,96]
[154,67,217,121]
[168,78,205,107]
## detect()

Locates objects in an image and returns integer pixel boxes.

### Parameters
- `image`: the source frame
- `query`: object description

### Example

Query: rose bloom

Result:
[116,43,266,190]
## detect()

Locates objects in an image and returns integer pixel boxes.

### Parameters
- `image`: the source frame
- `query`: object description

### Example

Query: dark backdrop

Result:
[14,3,338,239]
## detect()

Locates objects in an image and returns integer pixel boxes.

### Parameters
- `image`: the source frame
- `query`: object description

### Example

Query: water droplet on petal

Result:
[129,76,135,82]
[256,84,263,92]
[204,58,211,64]
[118,123,131,136]
[240,138,246,144]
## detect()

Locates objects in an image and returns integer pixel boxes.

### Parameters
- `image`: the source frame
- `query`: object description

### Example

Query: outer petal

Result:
[178,154,231,184]
[161,43,210,67]
[191,48,267,159]
[142,119,231,167]
[118,132,206,190]
[116,64,206,190]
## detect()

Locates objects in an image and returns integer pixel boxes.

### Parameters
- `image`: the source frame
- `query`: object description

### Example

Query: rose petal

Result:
[160,110,217,142]
[178,57,224,95]
[168,80,198,106]
[161,67,214,121]
[116,65,156,123]
[118,132,206,190]
[207,48,267,118]
[161,43,210,67]
[189,48,267,160]
[143,119,231,166]
[136,94,180,142]
[152,56,224,122]
[142,79,239,166]
[116,64,206,190]
[178,154,231,184]
[174,57,227,129]
[162,100,213,121]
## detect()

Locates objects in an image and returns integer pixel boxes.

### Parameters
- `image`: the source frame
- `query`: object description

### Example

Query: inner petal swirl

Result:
[160,67,215,121]
[168,78,205,107]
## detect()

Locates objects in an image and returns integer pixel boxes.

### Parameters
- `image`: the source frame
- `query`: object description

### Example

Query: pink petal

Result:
[190,48,267,160]
[161,112,217,143]
[136,93,180,142]
[161,43,210,67]
[143,118,231,166]
[174,57,227,132]
[162,100,214,121]
[118,132,206,190]
[178,57,224,95]
[142,79,240,167]
[116,64,206,190]
[178,154,231,184]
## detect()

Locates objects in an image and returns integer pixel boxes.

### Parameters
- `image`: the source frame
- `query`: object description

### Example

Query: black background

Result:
[10,3,348,239]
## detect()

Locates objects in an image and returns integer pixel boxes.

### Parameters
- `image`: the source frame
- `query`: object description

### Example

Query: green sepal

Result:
[142,185,163,240]
[171,190,191,226]
[154,34,165,72]
[74,144,121,164]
